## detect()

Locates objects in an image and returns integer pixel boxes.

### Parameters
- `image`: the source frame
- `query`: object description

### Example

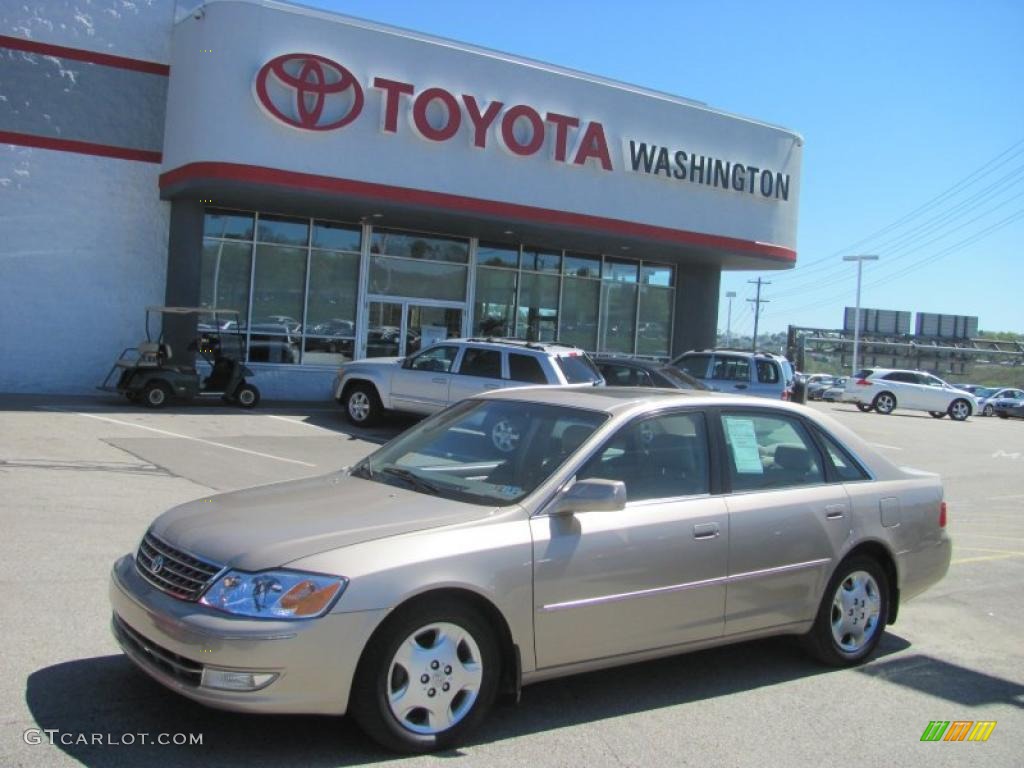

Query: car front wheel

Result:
[983,404,994,417]
[872,392,897,415]
[351,601,499,753]
[948,399,971,421]
[803,556,888,666]
[344,383,382,426]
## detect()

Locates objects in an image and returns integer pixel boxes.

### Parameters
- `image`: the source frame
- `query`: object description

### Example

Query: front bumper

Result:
[109,554,387,715]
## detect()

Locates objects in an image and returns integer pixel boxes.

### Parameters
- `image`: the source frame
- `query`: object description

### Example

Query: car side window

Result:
[815,430,869,482]
[710,357,750,382]
[720,411,825,492]
[677,354,711,379]
[883,372,916,384]
[577,411,709,502]
[923,375,945,388]
[508,353,547,383]
[756,360,779,384]
[458,349,502,378]
[599,364,633,386]
[408,345,459,372]
[636,369,655,387]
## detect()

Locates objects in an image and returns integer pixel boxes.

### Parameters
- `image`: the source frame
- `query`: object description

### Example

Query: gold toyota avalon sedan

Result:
[109,388,951,752]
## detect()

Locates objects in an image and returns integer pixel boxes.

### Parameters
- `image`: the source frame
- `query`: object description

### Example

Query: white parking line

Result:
[48,409,317,467]
[988,493,1024,501]
[264,414,336,433]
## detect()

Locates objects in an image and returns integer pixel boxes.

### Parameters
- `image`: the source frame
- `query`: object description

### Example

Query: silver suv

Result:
[672,349,795,399]
[334,338,604,431]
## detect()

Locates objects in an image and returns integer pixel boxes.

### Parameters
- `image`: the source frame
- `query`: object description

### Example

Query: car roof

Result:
[452,338,584,354]
[479,385,786,415]
[594,356,667,370]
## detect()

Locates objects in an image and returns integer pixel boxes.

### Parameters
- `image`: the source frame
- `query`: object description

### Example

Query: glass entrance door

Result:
[365,300,463,358]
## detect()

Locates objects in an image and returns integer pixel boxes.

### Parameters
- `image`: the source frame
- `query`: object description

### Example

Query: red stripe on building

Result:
[0,131,162,163]
[0,34,170,76]
[160,161,797,262]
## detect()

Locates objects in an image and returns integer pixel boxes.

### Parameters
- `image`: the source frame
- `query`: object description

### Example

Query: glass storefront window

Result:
[203,209,253,240]
[251,244,307,344]
[521,246,561,273]
[200,239,252,326]
[559,276,599,350]
[564,253,600,278]
[312,221,361,251]
[474,267,517,337]
[305,249,359,337]
[599,281,638,354]
[604,259,639,283]
[370,228,469,263]
[637,284,672,357]
[257,215,309,247]
[641,264,673,287]
[369,255,467,301]
[516,272,559,341]
[302,337,355,366]
[476,242,519,268]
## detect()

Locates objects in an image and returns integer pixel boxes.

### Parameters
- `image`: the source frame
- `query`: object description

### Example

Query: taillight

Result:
[856,378,871,386]
[939,501,947,528]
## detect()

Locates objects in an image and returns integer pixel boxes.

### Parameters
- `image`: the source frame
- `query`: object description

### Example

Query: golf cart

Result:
[99,306,260,409]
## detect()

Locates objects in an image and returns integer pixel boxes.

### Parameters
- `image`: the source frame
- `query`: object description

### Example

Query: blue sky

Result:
[304,0,1023,335]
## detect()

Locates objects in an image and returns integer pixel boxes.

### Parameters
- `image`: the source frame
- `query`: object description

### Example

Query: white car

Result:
[842,368,977,421]
[974,387,1024,417]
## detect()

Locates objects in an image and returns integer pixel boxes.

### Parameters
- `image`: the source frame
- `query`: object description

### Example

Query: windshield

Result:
[352,399,609,506]
[556,353,603,384]
[974,387,997,398]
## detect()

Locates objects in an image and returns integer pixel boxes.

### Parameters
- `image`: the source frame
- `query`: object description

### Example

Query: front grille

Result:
[113,614,203,687]
[135,531,223,601]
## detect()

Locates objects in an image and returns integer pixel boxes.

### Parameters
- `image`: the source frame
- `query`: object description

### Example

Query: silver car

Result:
[109,389,951,753]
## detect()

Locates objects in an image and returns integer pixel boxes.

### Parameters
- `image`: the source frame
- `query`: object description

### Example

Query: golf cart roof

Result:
[146,306,241,316]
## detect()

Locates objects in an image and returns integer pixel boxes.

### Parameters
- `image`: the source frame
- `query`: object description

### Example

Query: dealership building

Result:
[0,0,802,399]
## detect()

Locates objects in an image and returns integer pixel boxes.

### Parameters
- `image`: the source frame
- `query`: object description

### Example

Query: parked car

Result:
[821,378,849,402]
[671,349,795,399]
[974,387,1024,417]
[994,399,1024,419]
[841,369,977,420]
[595,356,708,390]
[805,374,837,400]
[333,338,604,435]
[109,387,951,753]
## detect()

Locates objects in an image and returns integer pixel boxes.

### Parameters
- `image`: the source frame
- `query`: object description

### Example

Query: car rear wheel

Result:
[983,404,994,417]
[948,399,971,421]
[855,403,874,413]
[872,392,897,415]
[344,383,382,427]
[803,556,888,667]
[929,411,946,419]
[351,601,499,753]
[141,381,171,409]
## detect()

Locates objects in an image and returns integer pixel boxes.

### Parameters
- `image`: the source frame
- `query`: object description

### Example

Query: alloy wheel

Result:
[348,391,371,422]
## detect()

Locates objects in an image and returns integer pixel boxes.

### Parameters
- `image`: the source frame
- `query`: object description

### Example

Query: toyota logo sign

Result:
[255,53,364,131]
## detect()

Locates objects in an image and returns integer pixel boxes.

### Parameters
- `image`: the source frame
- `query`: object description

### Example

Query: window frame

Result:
[455,347,503,379]
[806,425,872,483]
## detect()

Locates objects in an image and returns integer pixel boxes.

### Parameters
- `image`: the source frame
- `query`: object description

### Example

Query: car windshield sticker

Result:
[724,417,764,474]
[494,485,522,498]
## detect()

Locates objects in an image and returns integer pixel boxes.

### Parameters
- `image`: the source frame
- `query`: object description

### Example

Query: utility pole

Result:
[842,255,879,375]
[725,291,736,347]
[747,278,770,351]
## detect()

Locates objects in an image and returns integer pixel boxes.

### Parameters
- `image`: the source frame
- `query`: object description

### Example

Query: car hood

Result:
[151,473,498,571]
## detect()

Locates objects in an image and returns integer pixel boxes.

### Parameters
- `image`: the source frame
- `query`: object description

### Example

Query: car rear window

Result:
[508,353,547,383]
[854,369,875,379]
[556,353,602,384]
[710,356,750,382]
[756,360,780,384]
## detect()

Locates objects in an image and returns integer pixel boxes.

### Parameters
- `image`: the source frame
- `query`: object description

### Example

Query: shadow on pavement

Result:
[28,633,912,766]
[857,653,1024,708]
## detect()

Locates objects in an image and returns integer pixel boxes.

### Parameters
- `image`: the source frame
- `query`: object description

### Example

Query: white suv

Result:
[842,368,977,421]
[334,338,604,429]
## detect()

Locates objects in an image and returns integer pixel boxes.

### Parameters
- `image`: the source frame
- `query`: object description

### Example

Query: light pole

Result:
[725,291,736,347]
[843,254,879,375]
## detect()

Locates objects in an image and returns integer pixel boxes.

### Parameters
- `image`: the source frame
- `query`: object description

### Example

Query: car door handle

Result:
[431,377,446,384]
[825,504,846,519]
[693,523,720,540]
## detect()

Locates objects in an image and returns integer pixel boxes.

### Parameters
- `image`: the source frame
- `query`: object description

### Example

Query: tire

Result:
[141,381,171,409]
[928,411,946,419]
[350,600,500,753]
[344,383,382,427]
[855,403,874,413]
[802,555,889,667]
[483,414,525,453]
[947,399,971,421]
[983,404,994,417]
[872,392,897,415]
[235,382,260,409]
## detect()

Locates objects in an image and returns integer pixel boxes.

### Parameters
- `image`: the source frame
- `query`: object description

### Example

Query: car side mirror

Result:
[549,479,626,516]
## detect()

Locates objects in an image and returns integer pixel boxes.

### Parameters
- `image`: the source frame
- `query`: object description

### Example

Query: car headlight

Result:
[199,570,347,619]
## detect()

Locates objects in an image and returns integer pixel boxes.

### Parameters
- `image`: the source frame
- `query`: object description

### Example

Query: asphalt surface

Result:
[1,393,1021,767]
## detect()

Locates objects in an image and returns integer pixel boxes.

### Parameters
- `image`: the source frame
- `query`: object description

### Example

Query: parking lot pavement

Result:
[1,394,1022,768]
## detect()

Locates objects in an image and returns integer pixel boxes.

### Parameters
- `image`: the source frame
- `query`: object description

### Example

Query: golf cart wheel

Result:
[142,381,171,409]
[235,383,260,409]
[855,403,874,413]
[928,411,946,419]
